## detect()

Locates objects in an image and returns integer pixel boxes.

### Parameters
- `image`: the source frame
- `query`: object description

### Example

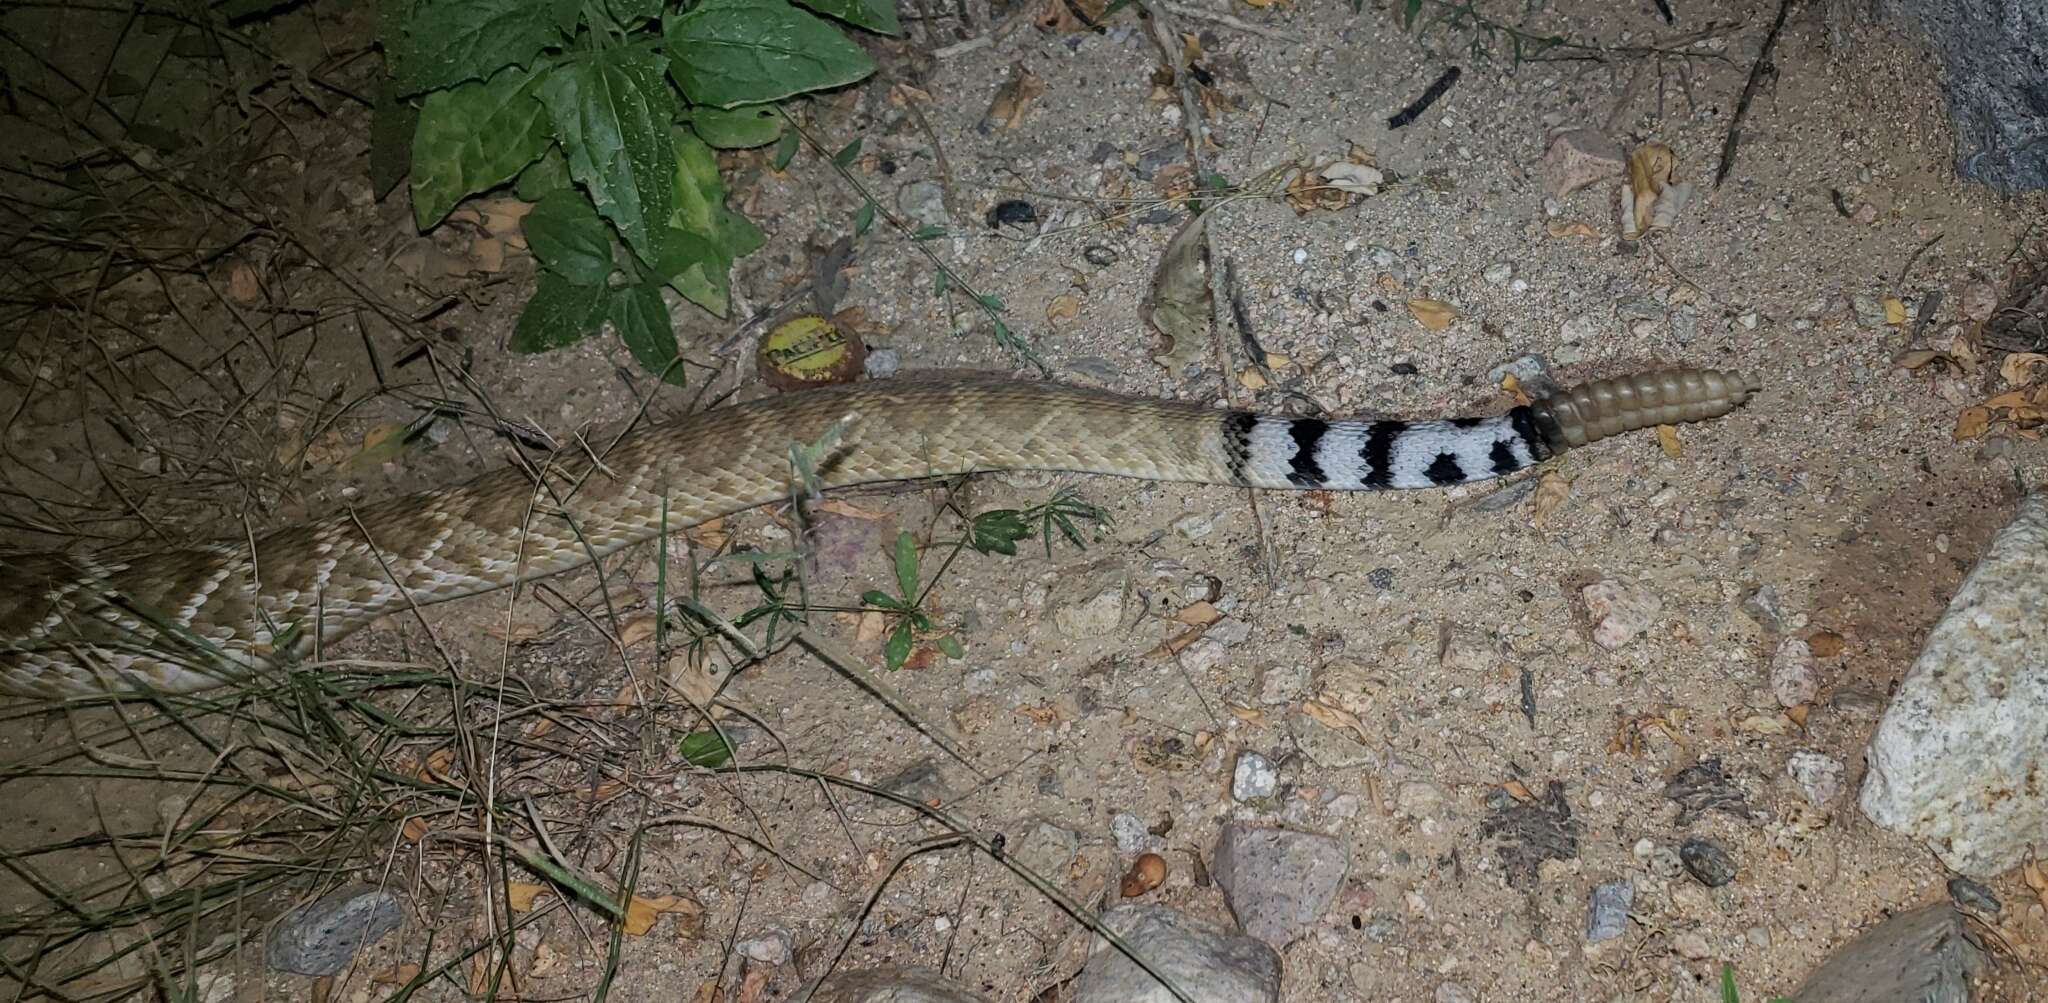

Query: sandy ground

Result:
[2,0,2046,1000]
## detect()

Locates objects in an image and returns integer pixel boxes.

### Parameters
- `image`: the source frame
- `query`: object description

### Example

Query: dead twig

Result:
[1713,0,1794,188]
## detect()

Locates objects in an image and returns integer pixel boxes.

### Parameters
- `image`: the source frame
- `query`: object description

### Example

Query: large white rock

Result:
[1859,493,2048,878]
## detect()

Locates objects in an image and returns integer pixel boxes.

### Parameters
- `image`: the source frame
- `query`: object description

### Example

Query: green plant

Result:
[379,0,898,380]
[861,530,966,671]
[1720,962,1796,1003]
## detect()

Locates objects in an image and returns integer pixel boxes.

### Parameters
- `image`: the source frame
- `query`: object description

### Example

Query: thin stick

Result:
[1713,0,1794,188]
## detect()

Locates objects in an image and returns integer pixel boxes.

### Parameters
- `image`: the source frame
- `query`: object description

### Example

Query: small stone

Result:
[1586,881,1634,943]
[1394,781,1444,817]
[1083,245,1119,267]
[1946,876,2001,916]
[1959,281,1999,322]
[1072,905,1280,1003]
[1291,247,1308,265]
[1181,637,1228,673]
[1671,932,1712,960]
[814,967,994,1003]
[1171,511,1219,539]
[1055,589,1124,637]
[1233,751,1278,802]
[1788,904,1980,1003]
[895,180,948,229]
[1738,310,1760,330]
[1560,314,1598,344]
[1850,293,1889,328]
[863,347,901,379]
[1540,127,1625,199]
[1211,823,1351,949]
[1851,202,1878,225]
[1669,306,1700,344]
[1434,983,1476,1003]
[1366,567,1396,591]
[1787,751,1846,807]
[1770,637,1819,708]
[1483,262,1513,285]
[265,884,404,976]
[1013,821,1081,877]
[738,928,793,965]
[1679,837,1738,888]
[1485,354,1558,398]
[1111,812,1152,853]
[1742,585,1786,633]
[1367,245,1400,269]
[1582,579,1663,650]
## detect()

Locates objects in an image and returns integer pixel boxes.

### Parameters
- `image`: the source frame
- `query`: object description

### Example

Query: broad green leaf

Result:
[511,271,607,352]
[860,590,905,611]
[535,48,674,266]
[771,128,799,169]
[650,228,733,316]
[792,0,900,35]
[389,0,562,94]
[409,64,551,229]
[513,146,572,201]
[884,620,913,671]
[607,281,682,381]
[690,103,782,149]
[853,198,874,235]
[935,634,964,659]
[892,530,917,600]
[677,730,733,767]
[664,0,875,109]
[910,224,945,240]
[969,509,1030,555]
[607,0,665,25]
[1402,0,1422,29]
[832,136,862,165]
[523,189,613,285]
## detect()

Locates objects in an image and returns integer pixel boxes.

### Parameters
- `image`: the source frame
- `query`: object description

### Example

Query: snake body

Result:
[0,367,1756,697]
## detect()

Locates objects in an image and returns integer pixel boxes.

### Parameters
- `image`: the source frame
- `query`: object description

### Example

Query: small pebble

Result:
[737,928,793,965]
[1435,983,1476,1003]
[1483,262,1513,285]
[1947,876,2001,916]
[265,885,404,976]
[1586,881,1634,943]
[1291,247,1308,265]
[863,347,901,379]
[1770,637,1819,708]
[1366,567,1396,591]
[1111,812,1151,853]
[1671,932,1711,960]
[1232,751,1278,801]
[1679,837,1738,887]
[1786,751,1846,806]
[1083,245,1119,267]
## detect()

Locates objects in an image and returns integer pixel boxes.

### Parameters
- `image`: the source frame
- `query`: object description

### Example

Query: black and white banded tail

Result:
[1217,368,1758,491]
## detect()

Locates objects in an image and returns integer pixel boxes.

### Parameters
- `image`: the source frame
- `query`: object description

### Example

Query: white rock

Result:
[1770,637,1819,707]
[1233,751,1278,801]
[1860,494,2048,878]
[1788,751,1846,806]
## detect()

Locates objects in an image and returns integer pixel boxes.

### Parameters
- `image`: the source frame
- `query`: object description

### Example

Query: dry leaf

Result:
[981,61,1045,129]
[1036,0,1108,32]
[2000,352,2048,386]
[529,941,562,979]
[1407,298,1457,331]
[1785,703,1811,728]
[1171,600,1223,626]
[402,817,430,842]
[1530,472,1570,522]
[855,609,887,643]
[1882,297,1907,325]
[1546,220,1601,240]
[1738,713,1792,736]
[1144,212,1212,379]
[621,894,699,936]
[1227,703,1266,724]
[373,962,423,984]
[1656,424,1682,458]
[1953,406,1992,440]
[814,499,888,520]
[1622,142,1678,239]
[1016,703,1061,727]
[1501,779,1535,802]
[1265,352,1291,369]
[227,261,263,305]
[619,612,659,648]
[1319,162,1384,197]
[1046,293,1081,324]
[1237,368,1268,390]
[1145,624,1209,659]
[1893,349,1945,371]
[1806,630,1845,657]
[506,881,549,912]
[1301,698,1371,743]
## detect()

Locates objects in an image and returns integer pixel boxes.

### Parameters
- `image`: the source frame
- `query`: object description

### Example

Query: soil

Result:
[2,0,2046,1001]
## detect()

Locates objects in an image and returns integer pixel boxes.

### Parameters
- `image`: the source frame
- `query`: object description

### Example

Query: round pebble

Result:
[1679,837,1738,887]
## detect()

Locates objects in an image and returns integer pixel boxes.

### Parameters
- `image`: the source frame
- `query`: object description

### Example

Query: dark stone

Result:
[1887,0,2048,190]
[984,199,1037,228]
[264,884,403,976]
[1679,837,1739,888]
[1947,876,2002,915]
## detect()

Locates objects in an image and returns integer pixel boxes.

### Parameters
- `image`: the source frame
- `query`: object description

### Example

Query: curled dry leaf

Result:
[622,893,701,937]
[1144,212,1212,379]
[1301,698,1372,743]
[1320,162,1384,197]
[1046,293,1081,324]
[1954,406,1992,441]
[1171,600,1223,626]
[1621,142,1686,240]
[2000,352,2048,386]
[1238,368,1268,390]
[1120,853,1168,897]
[980,62,1044,131]
[1547,220,1602,240]
[1407,298,1457,331]
[506,881,549,912]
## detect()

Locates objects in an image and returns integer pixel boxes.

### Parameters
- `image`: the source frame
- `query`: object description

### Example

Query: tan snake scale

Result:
[0,368,1757,697]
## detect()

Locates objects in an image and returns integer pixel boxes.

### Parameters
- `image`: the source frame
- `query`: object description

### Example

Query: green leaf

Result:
[513,146,572,201]
[860,590,905,611]
[409,63,552,229]
[976,293,1004,312]
[891,530,918,601]
[935,634,964,659]
[677,730,733,767]
[607,0,665,25]
[691,103,783,149]
[650,228,732,316]
[833,136,862,166]
[969,509,1030,556]
[511,271,607,352]
[910,224,945,240]
[853,198,874,236]
[534,47,674,266]
[883,620,913,671]
[772,128,799,170]
[931,268,948,296]
[665,0,876,108]
[389,0,563,94]
[1402,0,1422,29]
[523,189,613,285]
[608,281,681,381]
[1720,965,1738,1003]
[792,0,900,34]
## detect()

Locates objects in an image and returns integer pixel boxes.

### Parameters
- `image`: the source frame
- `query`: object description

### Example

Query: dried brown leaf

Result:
[506,881,548,912]
[1407,298,1457,331]
[981,61,1045,128]
[1143,212,1212,379]
[2000,352,2048,386]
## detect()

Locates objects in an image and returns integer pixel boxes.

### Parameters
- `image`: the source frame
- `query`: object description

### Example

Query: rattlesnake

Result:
[0,367,1757,697]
